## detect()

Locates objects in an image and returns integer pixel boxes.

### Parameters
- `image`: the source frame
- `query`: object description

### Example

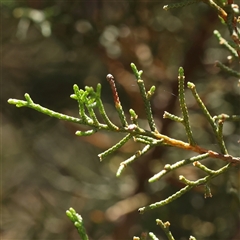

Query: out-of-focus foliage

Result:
[2,1,239,239]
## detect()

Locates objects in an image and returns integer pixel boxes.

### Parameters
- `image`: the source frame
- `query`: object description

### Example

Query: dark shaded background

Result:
[2,1,240,239]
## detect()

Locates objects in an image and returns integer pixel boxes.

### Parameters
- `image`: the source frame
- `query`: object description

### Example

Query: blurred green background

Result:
[2,1,240,239]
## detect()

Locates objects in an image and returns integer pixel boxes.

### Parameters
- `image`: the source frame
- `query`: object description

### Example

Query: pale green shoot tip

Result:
[178,67,184,77]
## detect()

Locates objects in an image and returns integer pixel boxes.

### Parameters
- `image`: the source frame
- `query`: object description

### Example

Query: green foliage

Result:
[7,0,240,239]
[66,208,89,240]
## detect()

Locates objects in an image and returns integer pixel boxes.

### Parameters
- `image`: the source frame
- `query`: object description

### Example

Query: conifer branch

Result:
[98,133,133,161]
[131,63,157,132]
[213,30,238,58]
[139,185,193,213]
[187,82,228,154]
[8,92,240,165]
[140,161,229,214]
[66,208,89,240]
[163,111,183,123]
[149,153,210,183]
[106,74,128,127]
[178,67,196,145]
[149,232,159,240]
[7,1,240,240]
[203,0,240,58]
[163,0,198,10]
[215,61,240,77]
[213,114,240,121]
[116,144,154,177]
[156,220,175,240]
[8,94,83,125]
[95,84,119,130]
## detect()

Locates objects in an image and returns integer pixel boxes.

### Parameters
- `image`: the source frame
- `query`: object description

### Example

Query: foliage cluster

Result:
[6,0,240,239]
